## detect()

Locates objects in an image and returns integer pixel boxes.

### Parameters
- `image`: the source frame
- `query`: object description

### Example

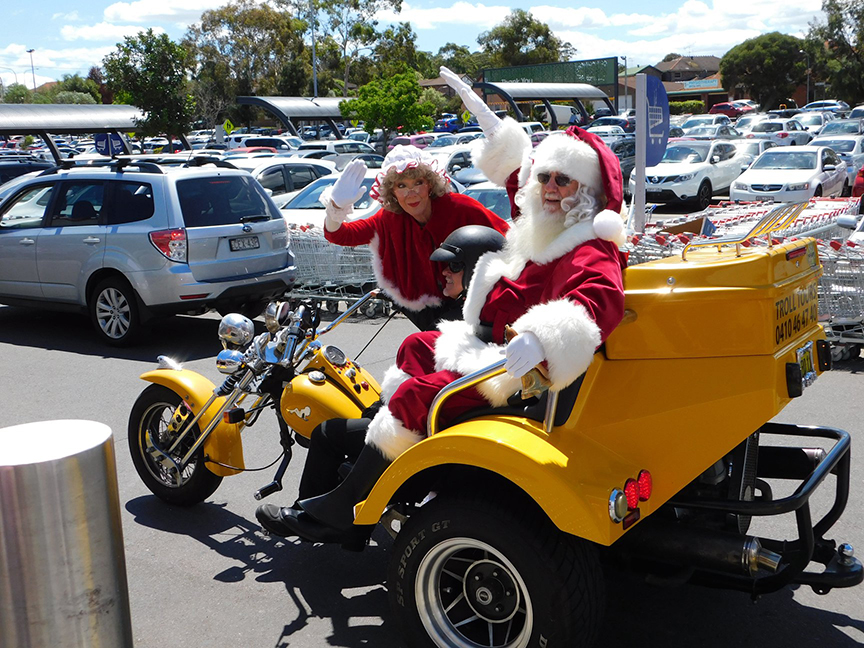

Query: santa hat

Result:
[518,126,624,243]
[369,144,450,203]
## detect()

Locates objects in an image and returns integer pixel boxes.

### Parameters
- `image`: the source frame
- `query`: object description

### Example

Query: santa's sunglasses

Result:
[537,172,574,187]
[447,260,465,273]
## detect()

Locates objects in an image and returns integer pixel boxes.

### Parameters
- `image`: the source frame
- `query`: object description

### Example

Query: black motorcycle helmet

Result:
[430,225,506,291]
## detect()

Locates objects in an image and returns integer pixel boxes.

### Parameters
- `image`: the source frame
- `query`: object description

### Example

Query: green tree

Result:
[55,74,101,102]
[477,10,574,68]
[719,32,805,110]
[102,29,195,138]
[54,91,97,104]
[807,0,864,105]
[340,70,434,152]
[419,87,449,116]
[373,22,425,77]
[662,53,682,62]
[2,83,32,104]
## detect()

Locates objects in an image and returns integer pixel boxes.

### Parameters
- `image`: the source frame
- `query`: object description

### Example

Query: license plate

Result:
[229,236,259,251]
[796,341,818,389]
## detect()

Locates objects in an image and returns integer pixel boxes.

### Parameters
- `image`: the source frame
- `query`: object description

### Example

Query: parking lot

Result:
[1,303,862,648]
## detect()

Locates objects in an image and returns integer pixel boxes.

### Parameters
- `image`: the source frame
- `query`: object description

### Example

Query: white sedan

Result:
[730,146,847,202]
[746,119,812,146]
[629,140,744,209]
[280,168,381,230]
[810,135,864,193]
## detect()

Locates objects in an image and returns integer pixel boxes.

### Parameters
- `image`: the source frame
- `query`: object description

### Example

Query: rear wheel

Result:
[89,276,141,346]
[128,384,223,505]
[389,492,604,648]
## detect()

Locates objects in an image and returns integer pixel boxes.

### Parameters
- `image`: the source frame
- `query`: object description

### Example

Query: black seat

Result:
[69,200,97,221]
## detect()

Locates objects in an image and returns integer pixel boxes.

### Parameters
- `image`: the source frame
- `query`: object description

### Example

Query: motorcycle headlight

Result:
[787,182,810,191]
[215,349,245,374]
[218,313,255,349]
[264,301,292,334]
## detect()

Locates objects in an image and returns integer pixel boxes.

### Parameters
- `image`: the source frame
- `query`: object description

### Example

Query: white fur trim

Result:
[380,365,411,403]
[472,118,532,187]
[433,320,520,406]
[462,219,598,327]
[592,209,626,246]
[510,299,600,391]
[521,133,602,195]
[365,406,424,461]
[368,234,442,312]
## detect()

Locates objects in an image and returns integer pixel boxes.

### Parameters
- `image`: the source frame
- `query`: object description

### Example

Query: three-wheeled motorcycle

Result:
[129,206,862,648]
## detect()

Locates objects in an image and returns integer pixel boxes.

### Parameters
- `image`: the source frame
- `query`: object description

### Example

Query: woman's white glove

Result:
[329,159,367,209]
[439,66,502,138]
[504,331,545,379]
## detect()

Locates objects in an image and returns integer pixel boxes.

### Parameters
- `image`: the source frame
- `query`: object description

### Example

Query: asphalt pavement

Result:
[1,303,862,648]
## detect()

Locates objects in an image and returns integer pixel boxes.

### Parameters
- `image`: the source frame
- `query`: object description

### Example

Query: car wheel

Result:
[89,276,142,346]
[842,181,852,197]
[695,180,712,210]
[813,185,823,197]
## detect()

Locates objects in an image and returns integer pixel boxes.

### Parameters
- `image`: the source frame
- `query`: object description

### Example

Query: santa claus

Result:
[257,71,628,543]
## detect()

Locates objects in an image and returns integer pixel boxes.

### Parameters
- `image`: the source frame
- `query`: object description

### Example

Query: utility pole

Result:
[26,49,36,90]
[620,55,628,112]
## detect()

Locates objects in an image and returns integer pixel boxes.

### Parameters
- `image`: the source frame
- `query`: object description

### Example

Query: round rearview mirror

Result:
[264,301,293,333]
[218,313,255,349]
[216,349,245,374]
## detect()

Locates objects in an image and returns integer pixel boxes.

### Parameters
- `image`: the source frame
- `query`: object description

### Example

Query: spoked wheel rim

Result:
[95,286,131,339]
[698,183,711,209]
[136,400,200,489]
[416,537,533,648]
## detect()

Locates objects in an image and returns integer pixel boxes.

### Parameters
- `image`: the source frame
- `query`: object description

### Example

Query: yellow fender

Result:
[353,417,645,546]
[139,369,244,477]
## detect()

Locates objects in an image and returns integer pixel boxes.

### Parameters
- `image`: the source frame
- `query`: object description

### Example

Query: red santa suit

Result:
[367,124,628,461]
[323,161,508,313]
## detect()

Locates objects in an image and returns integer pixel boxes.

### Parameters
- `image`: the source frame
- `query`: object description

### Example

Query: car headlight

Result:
[676,173,695,182]
[732,182,747,190]
[787,182,810,191]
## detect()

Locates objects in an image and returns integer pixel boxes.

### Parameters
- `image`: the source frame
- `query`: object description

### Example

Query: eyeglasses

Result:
[537,172,575,187]
[447,260,465,273]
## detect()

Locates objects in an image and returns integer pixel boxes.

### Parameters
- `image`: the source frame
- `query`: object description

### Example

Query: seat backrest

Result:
[69,200,97,221]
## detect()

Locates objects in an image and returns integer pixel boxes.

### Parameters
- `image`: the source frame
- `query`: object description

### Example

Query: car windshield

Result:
[682,117,713,129]
[751,151,817,170]
[814,139,856,153]
[660,145,709,163]
[752,123,784,133]
[284,177,376,210]
[687,127,717,136]
[823,122,859,134]
[737,116,763,128]
[736,142,764,156]
[428,136,457,148]
[795,114,824,126]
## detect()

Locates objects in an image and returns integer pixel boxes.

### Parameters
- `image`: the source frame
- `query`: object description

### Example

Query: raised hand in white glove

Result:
[504,330,545,379]
[439,66,502,138]
[329,159,367,209]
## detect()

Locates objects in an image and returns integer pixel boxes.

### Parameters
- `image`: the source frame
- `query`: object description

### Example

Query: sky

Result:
[1,0,825,90]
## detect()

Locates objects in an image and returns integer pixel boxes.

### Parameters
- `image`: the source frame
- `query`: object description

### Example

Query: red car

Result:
[852,166,864,198]
[708,102,754,119]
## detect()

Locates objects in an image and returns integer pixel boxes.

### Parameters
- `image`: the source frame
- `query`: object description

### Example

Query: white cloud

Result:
[61,22,164,42]
[378,2,511,30]
[103,0,233,24]
[52,11,80,21]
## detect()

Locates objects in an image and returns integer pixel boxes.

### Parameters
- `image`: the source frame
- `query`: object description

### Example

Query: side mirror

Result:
[711,155,720,164]
[837,215,859,230]
[823,164,836,171]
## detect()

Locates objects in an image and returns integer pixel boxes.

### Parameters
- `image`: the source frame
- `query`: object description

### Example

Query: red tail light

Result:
[778,132,789,138]
[746,134,755,138]
[624,479,639,510]
[637,470,653,501]
[149,228,187,262]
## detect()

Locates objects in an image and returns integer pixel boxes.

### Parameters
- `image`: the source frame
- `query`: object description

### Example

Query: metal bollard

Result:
[0,420,133,647]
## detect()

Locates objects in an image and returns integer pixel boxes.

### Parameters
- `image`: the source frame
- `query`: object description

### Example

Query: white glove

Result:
[329,159,367,209]
[439,66,502,138]
[504,331,545,379]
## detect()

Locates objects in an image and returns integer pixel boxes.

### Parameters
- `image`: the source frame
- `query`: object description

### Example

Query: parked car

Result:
[708,102,751,119]
[0,160,296,345]
[735,113,772,134]
[793,111,834,137]
[818,119,864,136]
[228,158,335,200]
[852,166,864,198]
[241,136,302,151]
[0,156,54,186]
[387,133,440,151]
[745,119,812,146]
[588,116,635,133]
[280,168,381,229]
[297,139,376,155]
[629,140,743,209]
[682,124,743,140]
[462,181,512,221]
[329,153,385,171]
[848,105,864,120]
[680,114,732,132]
[587,125,629,142]
[728,139,777,171]
[802,100,850,114]
[730,146,847,202]
[434,114,462,133]
[530,131,553,147]
[809,135,864,194]
[610,138,636,196]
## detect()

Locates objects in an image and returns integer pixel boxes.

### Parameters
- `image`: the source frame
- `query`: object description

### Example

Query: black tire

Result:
[842,181,851,197]
[128,384,223,505]
[217,299,268,319]
[388,493,604,648]
[695,180,712,210]
[89,276,142,346]
[814,185,823,197]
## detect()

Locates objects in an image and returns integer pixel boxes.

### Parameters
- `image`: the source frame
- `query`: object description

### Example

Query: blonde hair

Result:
[378,165,450,213]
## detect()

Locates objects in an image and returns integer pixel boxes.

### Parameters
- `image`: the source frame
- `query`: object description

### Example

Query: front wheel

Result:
[388,493,604,648]
[813,185,823,197]
[128,384,223,505]
[694,180,712,210]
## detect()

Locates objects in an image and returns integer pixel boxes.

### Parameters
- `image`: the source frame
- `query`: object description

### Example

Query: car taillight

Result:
[746,134,755,138]
[149,228,187,262]
[778,132,789,138]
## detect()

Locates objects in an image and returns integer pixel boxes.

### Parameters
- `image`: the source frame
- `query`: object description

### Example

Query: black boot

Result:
[299,444,392,530]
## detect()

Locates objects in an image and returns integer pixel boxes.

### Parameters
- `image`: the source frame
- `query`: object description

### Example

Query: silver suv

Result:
[0,160,296,345]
